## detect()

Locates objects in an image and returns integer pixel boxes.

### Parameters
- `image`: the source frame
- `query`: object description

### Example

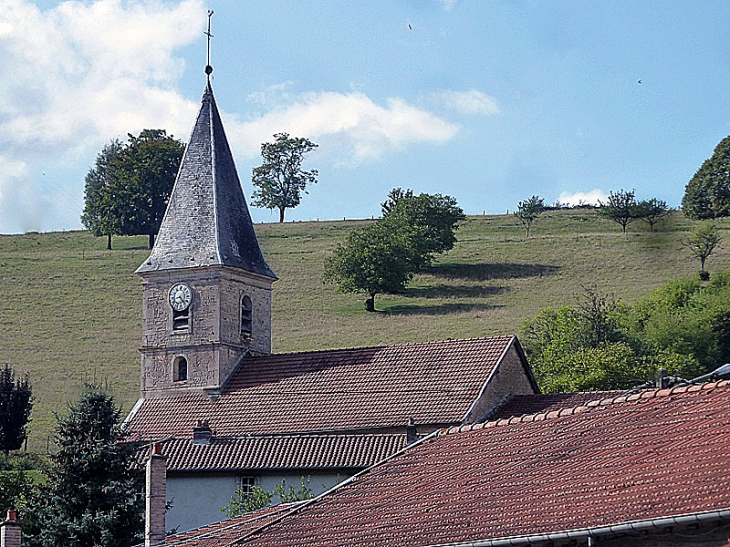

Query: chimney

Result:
[1,510,21,547]
[192,420,212,445]
[406,418,418,445]
[145,443,167,547]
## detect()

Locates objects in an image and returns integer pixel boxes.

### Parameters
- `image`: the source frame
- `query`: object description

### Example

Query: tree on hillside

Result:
[381,188,465,271]
[685,222,721,273]
[600,189,639,233]
[323,216,420,312]
[251,133,318,223]
[513,195,545,237]
[0,364,32,459]
[682,135,730,219]
[81,130,185,249]
[636,198,670,232]
[22,388,144,547]
[81,140,124,250]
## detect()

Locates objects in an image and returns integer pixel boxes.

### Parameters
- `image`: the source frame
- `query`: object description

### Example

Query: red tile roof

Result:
[219,381,730,547]
[125,337,521,440]
[487,390,623,420]
[153,434,407,472]
[163,504,300,547]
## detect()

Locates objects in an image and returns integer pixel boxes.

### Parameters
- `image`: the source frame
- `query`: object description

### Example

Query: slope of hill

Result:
[2,209,729,451]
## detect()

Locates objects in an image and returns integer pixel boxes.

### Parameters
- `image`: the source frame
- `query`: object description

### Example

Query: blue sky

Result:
[2,1,730,233]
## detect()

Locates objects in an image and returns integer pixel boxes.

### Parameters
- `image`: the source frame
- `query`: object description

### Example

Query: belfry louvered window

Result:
[241,295,253,336]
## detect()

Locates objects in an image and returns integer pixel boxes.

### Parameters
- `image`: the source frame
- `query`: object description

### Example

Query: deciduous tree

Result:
[81,130,185,249]
[600,189,639,233]
[685,222,721,272]
[636,198,669,232]
[251,133,318,223]
[513,195,545,237]
[381,188,465,270]
[682,135,730,219]
[0,364,32,459]
[323,216,419,312]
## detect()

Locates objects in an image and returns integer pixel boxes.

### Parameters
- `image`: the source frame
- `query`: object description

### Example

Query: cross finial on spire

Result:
[205,10,214,80]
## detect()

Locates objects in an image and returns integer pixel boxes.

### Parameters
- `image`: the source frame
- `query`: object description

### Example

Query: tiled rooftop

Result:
[163,504,301,547]
[126,336,520,440]
[216,381,730,547]
[150,433,407,472]
[487,390,623,420]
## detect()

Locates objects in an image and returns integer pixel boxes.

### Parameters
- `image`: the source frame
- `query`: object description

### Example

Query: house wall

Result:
[166,471,347,533]
[463,343,536,423]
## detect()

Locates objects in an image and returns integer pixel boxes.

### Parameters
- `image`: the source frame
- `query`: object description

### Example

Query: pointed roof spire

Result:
[136,84,276,279]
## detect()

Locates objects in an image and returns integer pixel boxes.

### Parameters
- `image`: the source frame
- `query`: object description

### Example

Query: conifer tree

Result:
[23,389,144,547]
[0,364,33,459]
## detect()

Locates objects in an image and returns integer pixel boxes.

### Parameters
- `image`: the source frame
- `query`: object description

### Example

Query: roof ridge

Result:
[446,379,730,435]
[256,336,514,359]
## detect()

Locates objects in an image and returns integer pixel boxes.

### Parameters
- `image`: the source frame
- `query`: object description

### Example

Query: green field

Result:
[2,209,730,451]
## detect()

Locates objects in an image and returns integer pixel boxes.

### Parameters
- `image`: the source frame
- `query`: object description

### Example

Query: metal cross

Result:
[205,10,214,79]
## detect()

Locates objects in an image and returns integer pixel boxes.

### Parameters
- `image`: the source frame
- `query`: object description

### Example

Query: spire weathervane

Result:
[205,10,214,80]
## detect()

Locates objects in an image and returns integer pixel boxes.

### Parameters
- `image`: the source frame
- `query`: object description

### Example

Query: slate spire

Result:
[137,83,276,279]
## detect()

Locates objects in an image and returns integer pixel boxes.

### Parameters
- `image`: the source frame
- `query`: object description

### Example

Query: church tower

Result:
[136,78,277,395]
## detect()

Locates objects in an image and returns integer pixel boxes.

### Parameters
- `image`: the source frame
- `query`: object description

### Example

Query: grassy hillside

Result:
[2,209,730,451]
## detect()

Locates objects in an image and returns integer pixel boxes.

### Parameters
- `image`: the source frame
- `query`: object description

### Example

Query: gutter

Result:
[426,508,730,547]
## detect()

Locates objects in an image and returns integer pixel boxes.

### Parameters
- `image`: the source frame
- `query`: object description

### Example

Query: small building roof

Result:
[136,83,275,279]
[149,433,408,473]
[199,380,730,547]
[486,390,624,420]
[125,336,531,440]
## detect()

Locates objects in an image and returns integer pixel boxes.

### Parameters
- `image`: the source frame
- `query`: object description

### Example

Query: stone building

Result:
[123,78,540,533]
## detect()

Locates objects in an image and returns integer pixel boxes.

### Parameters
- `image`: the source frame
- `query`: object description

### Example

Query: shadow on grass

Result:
[405,284,508,299]
[429,262,560,281]
[385,301,504,316]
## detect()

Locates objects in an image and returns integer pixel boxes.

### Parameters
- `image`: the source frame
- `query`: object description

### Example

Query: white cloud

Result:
[227,91,460,166]
[556,189,608,207]
[433,89,500,115]
[0,0,204,151]
[436,0,458,11]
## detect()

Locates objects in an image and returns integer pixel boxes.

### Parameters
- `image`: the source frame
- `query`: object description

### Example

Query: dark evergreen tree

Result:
[0,364,33,458]
[22,389,144,547]
[682,135,730,219]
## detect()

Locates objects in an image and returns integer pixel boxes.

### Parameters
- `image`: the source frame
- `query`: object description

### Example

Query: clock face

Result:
[168,283,192,311]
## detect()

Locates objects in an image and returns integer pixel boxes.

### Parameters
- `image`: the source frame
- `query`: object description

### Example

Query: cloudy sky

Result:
[2,1,730,233]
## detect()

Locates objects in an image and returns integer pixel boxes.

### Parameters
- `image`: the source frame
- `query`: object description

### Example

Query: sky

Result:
[2,1,730,233]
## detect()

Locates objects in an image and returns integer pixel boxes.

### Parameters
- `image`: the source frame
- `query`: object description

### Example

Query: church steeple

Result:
[137,75,276,395]
[136,83,275,279]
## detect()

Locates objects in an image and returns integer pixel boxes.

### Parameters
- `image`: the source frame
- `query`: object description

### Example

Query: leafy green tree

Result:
[682,135,730,219]
[513,195,545,237]
[0,364,32,459]
[323,216,420,312]
[685,222,721,272]
[600,189,639,233]
[81,140,124,250]
[223,477,314,518]
[22,389,144,547]
[112,130,185,249]
[81,130,184,249]
[252,133,318,223]
[636,198,670,232]
[381,188,465,271]
[1,465,31,516]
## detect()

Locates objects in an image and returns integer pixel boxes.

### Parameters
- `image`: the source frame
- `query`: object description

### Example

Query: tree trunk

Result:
[365,295,375,312]
[279,207,286,223]
[148,233,155,250]
[107,234,112,250]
